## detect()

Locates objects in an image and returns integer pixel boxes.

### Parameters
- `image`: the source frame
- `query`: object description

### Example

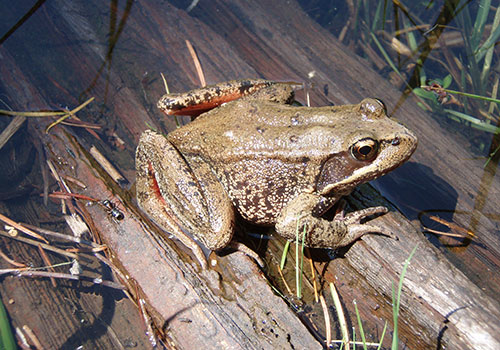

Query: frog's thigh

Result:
[136,130,234,252]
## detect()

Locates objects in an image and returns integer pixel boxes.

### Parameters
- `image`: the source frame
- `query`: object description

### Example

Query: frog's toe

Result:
[345,223,397,244]
[343,206,388,224]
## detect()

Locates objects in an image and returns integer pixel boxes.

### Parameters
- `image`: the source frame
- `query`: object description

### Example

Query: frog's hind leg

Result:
[157,79,295,119]
[136,130,235,268]
[184,156,266,267]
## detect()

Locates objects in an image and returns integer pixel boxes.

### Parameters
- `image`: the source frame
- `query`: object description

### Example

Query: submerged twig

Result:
[0,115,26,150]
[0,229,77,259]
[0,248,27,267]
[37,244,57,287]
[90,146,126,184]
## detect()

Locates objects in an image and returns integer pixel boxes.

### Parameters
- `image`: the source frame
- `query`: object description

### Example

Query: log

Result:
[0,0,498,349]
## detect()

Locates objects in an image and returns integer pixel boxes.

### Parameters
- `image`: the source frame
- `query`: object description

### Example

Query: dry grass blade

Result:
[425,214,475,238]
[45,97,95,133]
[307,250,319,302]
[0,110,66,117]
[139,298,158,348]
[13,270,125,290]
[319,294,331,347]
[22,222,101,248]
[186,39,206,87]
[277,266,293,295]
[0,213,48,243]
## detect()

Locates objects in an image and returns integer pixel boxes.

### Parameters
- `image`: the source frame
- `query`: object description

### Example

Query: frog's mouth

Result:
[318,131,417,196]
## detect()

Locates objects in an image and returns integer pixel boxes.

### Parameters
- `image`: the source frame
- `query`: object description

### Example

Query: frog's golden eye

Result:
[374,98,387,114]
[351,138,379,161]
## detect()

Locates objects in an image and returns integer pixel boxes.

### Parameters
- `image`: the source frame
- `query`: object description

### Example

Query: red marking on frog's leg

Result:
[161,91,244,117]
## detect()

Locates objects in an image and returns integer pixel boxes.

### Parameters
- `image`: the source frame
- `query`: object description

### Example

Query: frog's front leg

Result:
[275,193,393,248]
[136,130,235,268]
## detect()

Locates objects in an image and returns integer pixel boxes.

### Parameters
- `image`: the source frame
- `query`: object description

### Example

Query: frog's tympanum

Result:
[136,79,417,268]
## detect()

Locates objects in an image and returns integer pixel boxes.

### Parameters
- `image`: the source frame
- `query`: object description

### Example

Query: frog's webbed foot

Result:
[222,241,265,268]
[136,130,235,269]
[276,193,395,249]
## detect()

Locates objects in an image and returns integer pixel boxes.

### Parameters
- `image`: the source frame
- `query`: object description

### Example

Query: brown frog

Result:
[136,80,417,268]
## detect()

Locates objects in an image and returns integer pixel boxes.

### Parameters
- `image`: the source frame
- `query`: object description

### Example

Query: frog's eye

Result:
[374,98,387,114]
[351,138,379,161]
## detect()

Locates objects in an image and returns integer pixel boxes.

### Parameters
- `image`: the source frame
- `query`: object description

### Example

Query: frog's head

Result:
[316,98,417,196]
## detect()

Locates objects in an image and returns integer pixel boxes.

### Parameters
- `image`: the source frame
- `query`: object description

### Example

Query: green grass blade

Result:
[479,5,500,80]
[471,0,491,50]
[299,224,306,298]
[0,298,16,350]
[392,245,418,350]
[330,282,349,345]
[442,87,500,103]
[371,1,384,32]
[442,74,453,89]
[391,283,398,350]
[444,108,500,134]
[370,32,412,90]
[377,321,388,350]
[295,220,300,298]
[354,300,368,350]
[280,240,290,270]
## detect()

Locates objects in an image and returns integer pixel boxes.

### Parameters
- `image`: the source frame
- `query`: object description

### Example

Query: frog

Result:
[135,79,417,268]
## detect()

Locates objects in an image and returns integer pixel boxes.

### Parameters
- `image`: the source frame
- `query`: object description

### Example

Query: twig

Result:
[139,298,158,347]
[37,244,57,287]
[22,325,44,350]
[0,248,26,267]
[90,146,126,184]
[0,115,26,150]
[21,223,102,248]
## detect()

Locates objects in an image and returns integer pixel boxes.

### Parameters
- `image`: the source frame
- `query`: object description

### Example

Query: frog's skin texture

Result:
[136,79,418,268]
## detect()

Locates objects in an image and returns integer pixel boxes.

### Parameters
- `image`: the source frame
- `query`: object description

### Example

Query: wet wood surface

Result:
[0,0,499,349]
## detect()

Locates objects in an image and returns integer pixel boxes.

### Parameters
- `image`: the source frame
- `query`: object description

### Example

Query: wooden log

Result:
[0,0,498,349]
